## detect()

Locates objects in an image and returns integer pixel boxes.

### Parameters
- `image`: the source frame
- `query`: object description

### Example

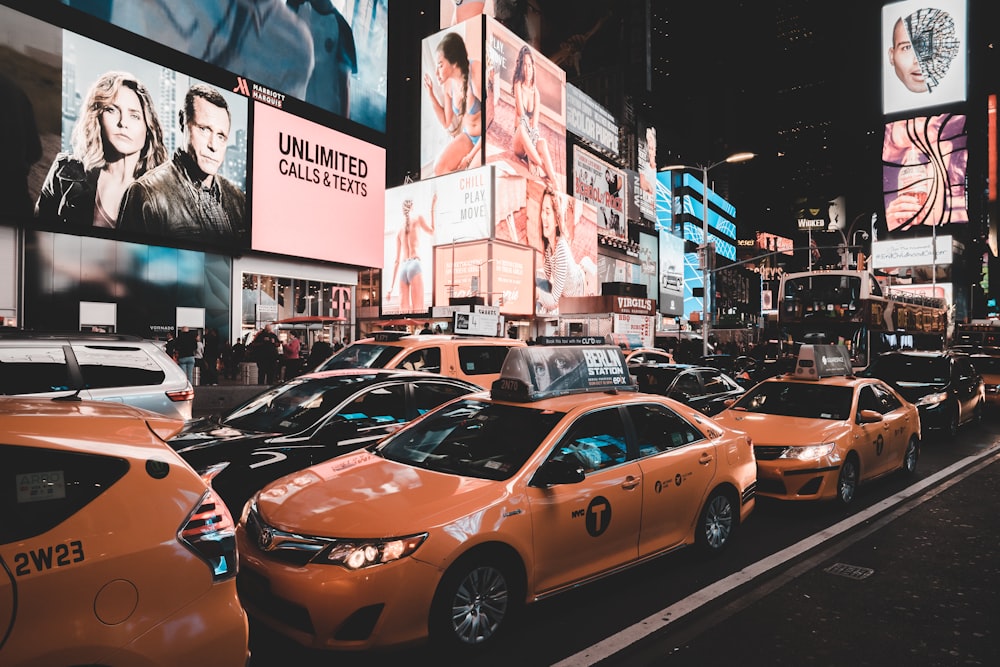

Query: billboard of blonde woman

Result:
[484,17,567,192]
[881,0,966,116]
[420,19,486,179]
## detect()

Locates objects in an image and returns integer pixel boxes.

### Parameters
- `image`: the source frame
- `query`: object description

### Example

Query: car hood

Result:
[255,449,503,536]
[713,411,851,445]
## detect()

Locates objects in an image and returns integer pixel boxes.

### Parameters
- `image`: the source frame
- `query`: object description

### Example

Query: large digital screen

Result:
[881,0,967,116]
[420,17,485,180]
[33,25,250,248]
[881,113,968,234]
[432,240,534,315]
[64,0,389,133]
[572,146,625,240]
[252,102,385,265]
[483,17,567,192]
[440,0,496,28]
[658,231,685,317]
[634,119,657,222]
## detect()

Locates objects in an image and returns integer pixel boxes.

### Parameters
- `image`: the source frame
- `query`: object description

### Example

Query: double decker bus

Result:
[777,269,948,370]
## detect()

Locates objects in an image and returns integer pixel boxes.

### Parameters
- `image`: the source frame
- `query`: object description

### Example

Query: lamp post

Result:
[662,152,755,357]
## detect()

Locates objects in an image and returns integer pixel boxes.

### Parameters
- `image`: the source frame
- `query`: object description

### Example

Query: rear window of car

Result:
[319,343,403,370]
[0,345,74,394]
[73,345,166,389]
[457,345,516,376]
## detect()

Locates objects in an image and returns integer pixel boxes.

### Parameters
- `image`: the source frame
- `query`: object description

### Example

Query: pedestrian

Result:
[202,327,221,385]
[249,324,280,385]
[305,334,334,372]
[281,331,302,380]
[174,326,198,385]
[227,338,246,380]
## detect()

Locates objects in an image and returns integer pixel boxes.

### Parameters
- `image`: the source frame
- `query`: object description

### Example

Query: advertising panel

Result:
[635,119,657,222]
[881,114,968,234]
[566,83,619,156]
[34,29,250,248]
[757,231,795,255]
[571,146,625,240]
[252,102,385,265]
[66,0,389,132]
[483,17,567,192]
[638,231,659,308]
[658,231,685,317]
[432,241,534,315]
[420,17,486,179]
[871,235,954,268]
[384,167,494,315]
[613,313,654,349]
[882,0,967,116]
[440,0,496,28]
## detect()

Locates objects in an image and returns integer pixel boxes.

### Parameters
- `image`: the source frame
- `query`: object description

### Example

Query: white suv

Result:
[0,331,193,420]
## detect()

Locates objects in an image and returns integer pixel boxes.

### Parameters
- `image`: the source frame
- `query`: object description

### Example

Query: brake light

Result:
[179,488,237,581]
[166,388,195,402]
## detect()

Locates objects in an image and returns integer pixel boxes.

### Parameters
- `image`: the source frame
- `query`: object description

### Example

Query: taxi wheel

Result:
[902,437,919,475]
[696,488,737,554]
[836,456,859,506]
[430,554,522,650]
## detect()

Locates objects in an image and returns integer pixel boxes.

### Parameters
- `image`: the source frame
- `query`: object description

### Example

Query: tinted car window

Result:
[701,369,740,394]
[223,376,379,433]
[320,343,400,369]
[458,345,515,376]
[550,408,628,474]
[1,443,128,544]
[74,344,166,389]
[400,347,442,373]
[627,403,703,457]
[673,372,701,398]
[0,346,73,394]
[413,381,477,415]
[971,356,1000,374]
[336,384,408,427]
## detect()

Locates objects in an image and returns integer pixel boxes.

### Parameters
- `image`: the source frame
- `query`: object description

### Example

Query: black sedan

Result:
[629,363,746,416]
[169,369,483,511]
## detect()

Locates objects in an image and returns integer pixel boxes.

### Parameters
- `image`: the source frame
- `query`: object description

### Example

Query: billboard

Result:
[66,0,389,132]
[33,27,250,248]
[881,114,968,234]
[634,120,657,222]
[433,240,534,315]
[571,146,625,240]
[882,0,967,116]
[483,17,567,192]
[251,102,385,265]
[658,231,685,317]
[566,83,619,156]
[383,166,494,315]
[420,17,485,179]
[440,0,496,28]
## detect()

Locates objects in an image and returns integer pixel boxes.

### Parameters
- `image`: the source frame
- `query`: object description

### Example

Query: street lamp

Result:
[662,152,755,357]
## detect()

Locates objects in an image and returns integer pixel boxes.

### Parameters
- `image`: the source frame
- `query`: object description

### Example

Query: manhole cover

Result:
[823,562,874,580]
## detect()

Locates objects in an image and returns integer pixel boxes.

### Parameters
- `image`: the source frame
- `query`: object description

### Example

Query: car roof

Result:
[0,330,146,343]
[297,367,485,388]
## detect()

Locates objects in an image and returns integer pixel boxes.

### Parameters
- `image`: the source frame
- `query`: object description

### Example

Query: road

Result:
[245,417,1000,666]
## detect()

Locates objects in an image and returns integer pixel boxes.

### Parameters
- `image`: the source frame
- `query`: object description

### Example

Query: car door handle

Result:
[699,453,713,465]
[621,475,641,490]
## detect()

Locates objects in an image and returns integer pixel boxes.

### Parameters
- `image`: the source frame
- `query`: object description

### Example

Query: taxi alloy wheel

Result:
[902,437,919,475]
[836,456,859,506]
[431,555,519,649]
[696,489,736,553]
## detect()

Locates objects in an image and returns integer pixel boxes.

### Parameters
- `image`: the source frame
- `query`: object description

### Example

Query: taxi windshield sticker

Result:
[17,470,67,503]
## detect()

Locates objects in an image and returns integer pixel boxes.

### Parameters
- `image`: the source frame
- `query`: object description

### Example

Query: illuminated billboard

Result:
[571,146,625,240]
[32,27,250,248]
[66,0,389,132]
[251,102,385,266]
[440,0,496,28]
[634,119,657,222]
[882,0,967,116]
[420,17,486,179]
[483,17,567,192]
[658,231,685,317]
[433,240,535,315]
[881,114,968,233]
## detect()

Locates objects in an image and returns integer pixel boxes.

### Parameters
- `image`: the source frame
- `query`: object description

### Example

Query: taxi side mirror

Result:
[530,458,586,487]
[857,409,883,424]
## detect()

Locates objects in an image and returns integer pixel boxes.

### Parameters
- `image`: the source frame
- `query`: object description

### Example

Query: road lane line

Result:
[553,443,1000,666]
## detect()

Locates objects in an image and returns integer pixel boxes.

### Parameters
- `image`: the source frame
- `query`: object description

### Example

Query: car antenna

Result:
[52,388,83,402]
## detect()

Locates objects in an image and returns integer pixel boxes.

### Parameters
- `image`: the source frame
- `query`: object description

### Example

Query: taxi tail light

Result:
[179,488,238,581]
[166,387,195,402]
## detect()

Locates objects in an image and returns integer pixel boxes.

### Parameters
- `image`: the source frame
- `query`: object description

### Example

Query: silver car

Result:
[0,331,193,420]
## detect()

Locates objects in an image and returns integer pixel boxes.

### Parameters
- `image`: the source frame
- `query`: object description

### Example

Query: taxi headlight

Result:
[915,391,948,407]
[779,442,837,460]
[320,533,428,569]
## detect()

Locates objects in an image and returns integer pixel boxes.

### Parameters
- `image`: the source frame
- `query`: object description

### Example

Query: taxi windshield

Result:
[731,381,854,420]
[318,343,401,370]
[375,399,563,480]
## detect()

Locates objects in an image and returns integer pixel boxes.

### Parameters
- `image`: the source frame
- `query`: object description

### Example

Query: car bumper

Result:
[754,457,842,502]
[237,529,443,651]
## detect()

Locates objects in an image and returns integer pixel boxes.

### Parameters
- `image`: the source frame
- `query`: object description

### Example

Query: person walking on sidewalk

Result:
[174,326,198,385]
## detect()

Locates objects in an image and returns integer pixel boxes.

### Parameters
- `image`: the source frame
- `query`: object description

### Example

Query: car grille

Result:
[754,445,788,461]
[237,568,315,635]
[244,502,330,567]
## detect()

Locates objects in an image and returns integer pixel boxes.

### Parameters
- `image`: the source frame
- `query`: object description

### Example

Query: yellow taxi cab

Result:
[317,331,526,388]
[236,344,757,651]
[0,397,248,666]
[713,345,921,506]
[969,353,1000,408]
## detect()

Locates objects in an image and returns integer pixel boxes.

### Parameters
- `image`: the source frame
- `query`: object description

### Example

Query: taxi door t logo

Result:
[586,496,612,537]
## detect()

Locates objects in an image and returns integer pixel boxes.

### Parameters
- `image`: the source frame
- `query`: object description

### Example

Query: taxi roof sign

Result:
[491,345,637,402]
[794,344,853,380]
